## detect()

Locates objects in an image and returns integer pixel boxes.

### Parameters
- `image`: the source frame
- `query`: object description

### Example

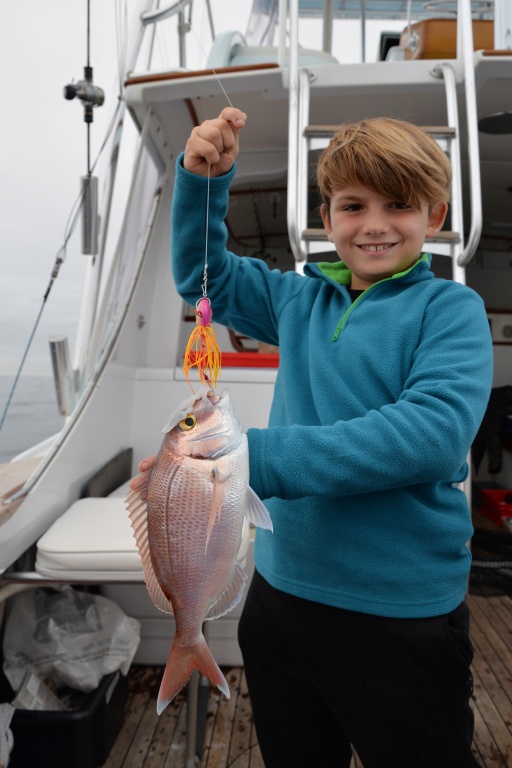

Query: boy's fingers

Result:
[139,455,156,472]
[186,133,221,165]
[193,116,244,154]
[219,107,247,128]
[129,455,156,490]
[184,109,246,175]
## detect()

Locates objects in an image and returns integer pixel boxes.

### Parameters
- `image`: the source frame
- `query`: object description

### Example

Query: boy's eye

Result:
[342,204,363,212]
[389,202,410,210]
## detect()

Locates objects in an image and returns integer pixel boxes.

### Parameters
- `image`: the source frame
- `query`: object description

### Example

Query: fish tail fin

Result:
[157,634,230,715]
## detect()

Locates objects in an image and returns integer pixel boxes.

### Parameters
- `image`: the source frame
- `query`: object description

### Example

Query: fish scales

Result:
[147,449,245,627]
[126,386,272,714]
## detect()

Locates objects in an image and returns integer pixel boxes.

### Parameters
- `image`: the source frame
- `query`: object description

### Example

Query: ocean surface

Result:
[0,376,64,463]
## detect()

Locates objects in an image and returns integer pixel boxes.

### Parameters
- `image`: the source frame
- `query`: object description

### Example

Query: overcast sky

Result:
[1,2,129,377]
[0,1,403,378]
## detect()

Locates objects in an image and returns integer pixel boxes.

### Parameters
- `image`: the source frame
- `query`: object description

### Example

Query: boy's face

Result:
[321,184,448,290]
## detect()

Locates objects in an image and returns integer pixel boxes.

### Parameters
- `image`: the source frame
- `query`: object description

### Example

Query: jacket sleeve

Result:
[247,286,494,501]
[171,154,305,347]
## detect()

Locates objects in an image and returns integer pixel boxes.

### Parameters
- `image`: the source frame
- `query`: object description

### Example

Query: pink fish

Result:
[126,386,272,714]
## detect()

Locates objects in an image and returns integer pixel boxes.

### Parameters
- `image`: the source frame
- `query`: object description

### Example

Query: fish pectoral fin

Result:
[205,465,231,553]
[205,562,248,620]
[126,489,174,616]
[245,486,273,532]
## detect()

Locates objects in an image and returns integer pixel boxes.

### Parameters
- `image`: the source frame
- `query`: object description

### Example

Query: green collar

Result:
[317,252,430,287]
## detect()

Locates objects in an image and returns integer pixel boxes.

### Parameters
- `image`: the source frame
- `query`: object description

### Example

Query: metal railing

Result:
[283,0,309,268]
[455,0,483,266]
[432,0,483,268]
[431,62,467,283]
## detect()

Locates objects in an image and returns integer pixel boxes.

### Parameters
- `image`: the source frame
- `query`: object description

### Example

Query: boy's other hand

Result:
[184,107,247,177]
[129,455,156,496]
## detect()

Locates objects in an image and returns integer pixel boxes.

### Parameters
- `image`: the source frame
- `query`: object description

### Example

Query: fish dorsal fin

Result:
[126,486,174,615]
[205,561,247,621]
[245,486,273,531]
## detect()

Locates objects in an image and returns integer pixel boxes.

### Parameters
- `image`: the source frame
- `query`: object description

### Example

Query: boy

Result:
[134,108,493,766]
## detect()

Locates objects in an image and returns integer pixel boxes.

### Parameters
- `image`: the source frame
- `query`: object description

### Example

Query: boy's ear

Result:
[426,201,449,237]
[320,203,334,242]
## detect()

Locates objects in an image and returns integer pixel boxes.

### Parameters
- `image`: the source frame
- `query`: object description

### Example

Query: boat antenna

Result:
[63,0,105,175]
[63,0,105,257]
[0,0,110,439]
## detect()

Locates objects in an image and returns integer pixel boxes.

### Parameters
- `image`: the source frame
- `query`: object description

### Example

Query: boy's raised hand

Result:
[184,107,247,177]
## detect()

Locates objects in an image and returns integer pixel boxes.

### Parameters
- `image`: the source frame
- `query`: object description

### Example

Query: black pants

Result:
[238,570,480,768]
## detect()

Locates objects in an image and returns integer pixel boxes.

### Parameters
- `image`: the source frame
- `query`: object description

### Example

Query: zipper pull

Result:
[332,325,342,342]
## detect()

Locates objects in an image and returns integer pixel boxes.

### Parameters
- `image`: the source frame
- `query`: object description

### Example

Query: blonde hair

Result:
[317,117,452,212]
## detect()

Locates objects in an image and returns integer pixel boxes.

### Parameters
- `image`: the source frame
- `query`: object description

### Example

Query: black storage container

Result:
[2,670,128,768]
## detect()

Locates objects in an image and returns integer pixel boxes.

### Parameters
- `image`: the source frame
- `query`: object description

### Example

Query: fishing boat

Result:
[1,0,512,765]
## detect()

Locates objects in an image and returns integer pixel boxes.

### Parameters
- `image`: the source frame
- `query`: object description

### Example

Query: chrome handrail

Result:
[286,0,306,265]
[420,0,483,269]
[141,0,191,25]
[456,0,483,266]
[297,67,311,267]
[432,62,467,283]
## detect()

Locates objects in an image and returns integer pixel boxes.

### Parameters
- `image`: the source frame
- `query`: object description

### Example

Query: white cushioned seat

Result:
[229,44,338,67]
[36,498,143,580]
[35,495,251,582]
[207,30,338,68]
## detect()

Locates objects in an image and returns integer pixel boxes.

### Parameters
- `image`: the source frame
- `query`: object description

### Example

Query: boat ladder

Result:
[285,0,483,287]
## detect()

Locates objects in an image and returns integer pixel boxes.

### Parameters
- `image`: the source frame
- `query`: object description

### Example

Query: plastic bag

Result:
[3,587,140,693]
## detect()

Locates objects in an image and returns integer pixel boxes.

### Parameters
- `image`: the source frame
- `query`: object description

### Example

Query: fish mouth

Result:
[189,389,241,458]
[161,386,228,434]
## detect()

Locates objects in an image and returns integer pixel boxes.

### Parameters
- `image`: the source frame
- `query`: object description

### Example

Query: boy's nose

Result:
[363,211,389,235]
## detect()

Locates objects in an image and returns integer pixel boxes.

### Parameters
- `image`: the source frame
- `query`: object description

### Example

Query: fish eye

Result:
[179,413,197,431]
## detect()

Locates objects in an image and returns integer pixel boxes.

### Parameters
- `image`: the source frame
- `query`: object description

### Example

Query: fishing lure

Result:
[183,296,221,388]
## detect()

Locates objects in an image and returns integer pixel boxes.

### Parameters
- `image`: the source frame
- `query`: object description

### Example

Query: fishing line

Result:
[177,0,233,108]
[180,0,238,389]
[203,162,211,298]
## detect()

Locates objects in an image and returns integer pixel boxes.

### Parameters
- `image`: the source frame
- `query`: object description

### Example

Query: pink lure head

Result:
[195,297,213,327]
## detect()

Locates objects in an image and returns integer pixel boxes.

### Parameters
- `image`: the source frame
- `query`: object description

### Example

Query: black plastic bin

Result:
[2,670,128,768]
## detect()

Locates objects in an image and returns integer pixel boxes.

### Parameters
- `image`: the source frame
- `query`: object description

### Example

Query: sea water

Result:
[0,376,64,463]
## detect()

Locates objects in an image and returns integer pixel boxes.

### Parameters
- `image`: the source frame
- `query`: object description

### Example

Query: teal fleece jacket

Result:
[172,155,493,618]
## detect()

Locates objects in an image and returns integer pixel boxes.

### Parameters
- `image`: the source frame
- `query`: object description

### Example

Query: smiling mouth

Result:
[357,243,397,252]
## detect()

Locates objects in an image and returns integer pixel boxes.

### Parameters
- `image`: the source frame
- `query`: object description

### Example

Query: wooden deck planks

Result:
[467,594,512,768]
[224,670,253,767]
[104,593,512,768]
[103,667,159,768]
[204,668,242,767]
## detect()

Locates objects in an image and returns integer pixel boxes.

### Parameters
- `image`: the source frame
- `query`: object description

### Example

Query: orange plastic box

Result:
[185,351,280,369]
[220,352,279,368]
[481,489,512,527]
